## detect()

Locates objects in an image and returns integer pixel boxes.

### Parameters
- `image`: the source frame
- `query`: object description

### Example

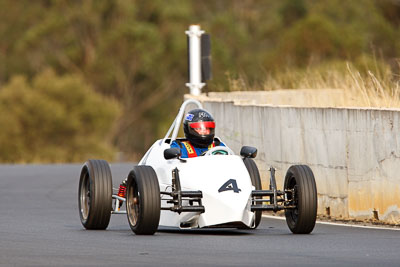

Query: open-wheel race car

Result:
[78,99,317,235]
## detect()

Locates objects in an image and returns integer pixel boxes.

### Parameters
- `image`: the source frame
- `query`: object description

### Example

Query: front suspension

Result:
[251,167,296,212]
[160,168,205,213]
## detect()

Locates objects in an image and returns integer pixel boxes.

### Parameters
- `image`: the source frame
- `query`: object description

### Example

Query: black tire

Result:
[78,159,113,230]
[243,158,262,229]
[126,165,161,235]
[284,165,317,234]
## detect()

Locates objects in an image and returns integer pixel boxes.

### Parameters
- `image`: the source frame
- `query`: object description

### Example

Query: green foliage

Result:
[0,70,120,163]
[0,0,399,162]
[279,0,307,26]
[276,15,347,66]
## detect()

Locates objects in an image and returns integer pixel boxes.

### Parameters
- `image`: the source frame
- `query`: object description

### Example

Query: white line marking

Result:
[262,214,400,231]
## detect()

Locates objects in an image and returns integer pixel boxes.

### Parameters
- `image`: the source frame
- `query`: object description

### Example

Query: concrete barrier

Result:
[189,93,400,224]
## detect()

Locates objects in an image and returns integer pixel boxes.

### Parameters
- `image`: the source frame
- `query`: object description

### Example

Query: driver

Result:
[171,108,225,158]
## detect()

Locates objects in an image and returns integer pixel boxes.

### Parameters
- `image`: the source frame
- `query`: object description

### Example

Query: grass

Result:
[226,61,400,108]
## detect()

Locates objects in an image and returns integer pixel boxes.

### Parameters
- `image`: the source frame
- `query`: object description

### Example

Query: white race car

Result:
[78,99,317,235]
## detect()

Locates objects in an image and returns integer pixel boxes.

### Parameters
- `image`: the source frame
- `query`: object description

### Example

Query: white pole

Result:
[185,25,205,96]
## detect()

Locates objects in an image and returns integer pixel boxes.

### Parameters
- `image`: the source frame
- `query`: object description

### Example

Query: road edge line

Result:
[261,214,400,231]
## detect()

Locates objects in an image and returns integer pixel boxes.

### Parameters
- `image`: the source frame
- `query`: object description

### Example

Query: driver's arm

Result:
[171,140,189,158]
[213,137,226,147]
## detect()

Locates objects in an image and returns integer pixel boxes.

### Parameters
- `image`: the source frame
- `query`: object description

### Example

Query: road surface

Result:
[0,163,399,266]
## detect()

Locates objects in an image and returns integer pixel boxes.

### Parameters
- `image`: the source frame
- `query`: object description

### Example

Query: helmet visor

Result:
[189,121,215,136]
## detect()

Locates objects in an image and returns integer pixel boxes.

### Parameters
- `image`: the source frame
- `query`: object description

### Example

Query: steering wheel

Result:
[201,146,235,156]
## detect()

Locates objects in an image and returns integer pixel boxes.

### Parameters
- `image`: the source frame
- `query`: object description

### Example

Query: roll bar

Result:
[161,99,203,144]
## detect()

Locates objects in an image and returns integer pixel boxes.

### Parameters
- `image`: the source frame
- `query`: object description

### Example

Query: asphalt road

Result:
[1,163,399,266]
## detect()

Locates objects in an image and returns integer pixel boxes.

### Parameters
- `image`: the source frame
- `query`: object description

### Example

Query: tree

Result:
[0,69,120,162]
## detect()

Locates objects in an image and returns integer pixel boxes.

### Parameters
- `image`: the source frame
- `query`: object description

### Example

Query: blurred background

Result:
[0,0,399,163]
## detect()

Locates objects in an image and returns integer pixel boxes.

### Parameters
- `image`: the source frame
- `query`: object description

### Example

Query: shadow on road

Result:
[157,227,253,236]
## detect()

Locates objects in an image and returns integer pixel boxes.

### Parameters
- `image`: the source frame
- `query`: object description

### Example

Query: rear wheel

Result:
[78,159,113,230]
[284,165,317,234]
[243,158,262,229]
[126,165,161,235]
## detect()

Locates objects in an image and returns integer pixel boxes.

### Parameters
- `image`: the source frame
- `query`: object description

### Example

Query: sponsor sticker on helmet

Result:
[198,112,210,118]
[185,113,194,121]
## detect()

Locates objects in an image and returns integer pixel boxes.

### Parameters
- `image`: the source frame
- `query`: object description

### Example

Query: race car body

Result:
[141,143,255,228]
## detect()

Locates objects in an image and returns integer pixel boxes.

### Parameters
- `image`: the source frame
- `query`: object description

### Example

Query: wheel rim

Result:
[286,175,299,224]
[80,172,91,220]
[127,179,140,227]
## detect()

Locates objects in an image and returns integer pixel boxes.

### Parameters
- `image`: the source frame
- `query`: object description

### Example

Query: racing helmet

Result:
[183,109,215,148]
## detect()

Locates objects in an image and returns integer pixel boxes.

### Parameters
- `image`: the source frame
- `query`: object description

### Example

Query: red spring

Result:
[118,184,126,198]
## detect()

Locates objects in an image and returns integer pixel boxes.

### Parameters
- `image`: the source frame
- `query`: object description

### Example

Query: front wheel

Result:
[126,165,161,235]
[284,165,317,234]
[78,160,113,230]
